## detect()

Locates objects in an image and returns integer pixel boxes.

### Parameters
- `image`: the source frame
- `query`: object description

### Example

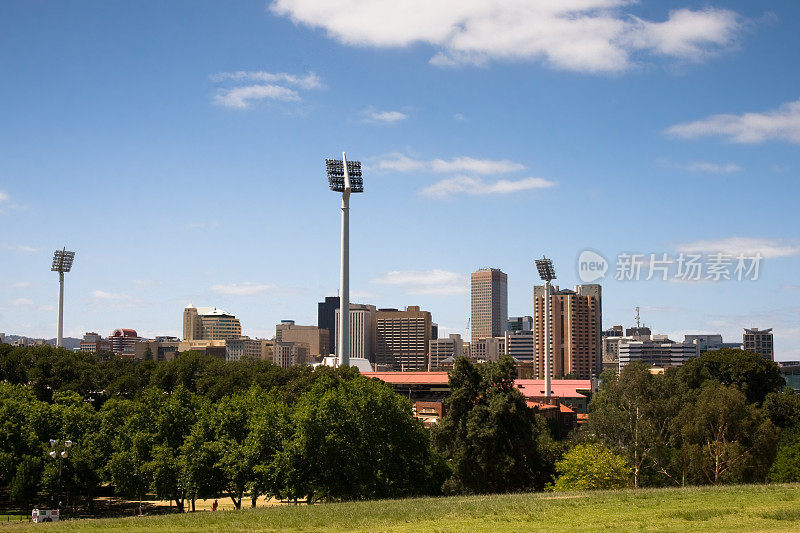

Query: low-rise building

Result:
[618,338,698,369]
[272,340,310,369]
[505,330,535,363]
[429,334,467,370]
[684,334,741,353]
[275,321,329,359]
[79,332,113,354]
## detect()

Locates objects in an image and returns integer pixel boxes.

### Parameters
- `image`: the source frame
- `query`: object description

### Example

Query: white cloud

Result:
[210,70,322,109]
[372,269,467,295]
[10,281,32,289]
[213,84,300,109]
[686,161,742,174]
[210,71,322,89]
[270,2,743,73]
[453,113,467,122]
[376,154,525,174]
[8,298,34,308]
[0,191,8,205]
[93,290,131,300]
[17,245,37,253]
[209,282,277,295]
[363,109,408,124]
[666,98,800,144]
[676,237,800,259]
[420,176,556,198]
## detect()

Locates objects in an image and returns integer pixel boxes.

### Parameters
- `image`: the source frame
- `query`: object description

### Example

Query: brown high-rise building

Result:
[470,268,508,346]
[376,306,433,371]
[533,284,602,379]
[743,328,774,361]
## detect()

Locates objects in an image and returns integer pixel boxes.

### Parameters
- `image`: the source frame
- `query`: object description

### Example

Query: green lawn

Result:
[6,484,800,532]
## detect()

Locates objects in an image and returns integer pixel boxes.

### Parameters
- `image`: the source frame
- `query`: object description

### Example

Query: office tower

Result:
[626,326,652,337]
[505,330,535,362]
[134,337,180,362]
[183,305,242,341]
[508,316,533,333]
[471,337,505,362]
[375,306,433,371]
[317,296,339,356]
[431,323,438,340]
[471,268,508,345]
[533,284,602,379]
[619,338,699,369]
[683,334,742,354]
[335,303,377,362]
[602,325,624,338]
[273,340,310,368]
[743,328,774,361]
[275,320,329,359]
[429,334,466,369]
[79,332,113,353]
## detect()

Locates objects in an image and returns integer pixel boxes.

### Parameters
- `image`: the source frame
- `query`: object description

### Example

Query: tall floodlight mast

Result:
[51,248,75,348]
[326,154,364,367]
[535,257,556,400]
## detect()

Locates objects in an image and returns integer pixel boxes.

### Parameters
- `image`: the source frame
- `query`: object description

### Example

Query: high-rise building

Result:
[375,306,433,371]
[533,284,602,379]
[471,337,505,362]
[335,303,377,362]
[471,268,508,345]
[110,328,141,357]
[429,334,467,369]
[275,320,329,359]
[317,296,339,356]
[602,325,624,338]
[431,323,438,340]
[743,328,774,361]
[619,338,698,369]
[505,330,535,362]
[508,316,533,333]
[183,305,242,341]
[273,340,310,369]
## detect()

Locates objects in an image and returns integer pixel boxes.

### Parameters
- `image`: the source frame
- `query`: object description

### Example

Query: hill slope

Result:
[12,484,800,532]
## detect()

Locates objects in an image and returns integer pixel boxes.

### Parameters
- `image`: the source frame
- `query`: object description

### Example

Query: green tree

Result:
[763,390,800,430]
[677,382,777,485]
[432,354,554,494]
[679,348,784,405]
[769,428,800,483]
[552,443,631,491]
[274,371,444,502]
[588,363,681,488]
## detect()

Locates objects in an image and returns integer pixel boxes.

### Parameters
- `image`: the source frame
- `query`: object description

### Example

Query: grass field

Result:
[5,484,800,532]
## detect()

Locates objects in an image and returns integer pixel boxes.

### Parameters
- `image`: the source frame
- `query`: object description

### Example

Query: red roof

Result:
[111,328,138,337]
[515,379,592,399]
[364,373,592,400]
[363,371,450,385]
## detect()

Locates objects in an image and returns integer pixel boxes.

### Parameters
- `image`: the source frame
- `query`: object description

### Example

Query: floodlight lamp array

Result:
[51,250,75,273]
[535,257,556,281]
[326,159,364,193]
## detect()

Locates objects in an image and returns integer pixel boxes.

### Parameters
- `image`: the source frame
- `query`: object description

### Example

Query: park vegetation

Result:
[0,342,797,517]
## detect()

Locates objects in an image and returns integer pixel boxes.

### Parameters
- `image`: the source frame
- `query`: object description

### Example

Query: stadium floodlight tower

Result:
[51,248,75,348]
[326,153,363,367]
[535,256,556,400]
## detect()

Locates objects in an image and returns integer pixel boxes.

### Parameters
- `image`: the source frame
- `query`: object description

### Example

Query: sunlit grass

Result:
[6,484,800,532]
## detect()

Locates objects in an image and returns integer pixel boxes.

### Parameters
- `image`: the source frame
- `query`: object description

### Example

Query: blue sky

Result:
[1,1,799,359]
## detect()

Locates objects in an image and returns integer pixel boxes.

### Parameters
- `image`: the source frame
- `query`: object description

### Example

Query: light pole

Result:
[326,154,363,367]
[535,257,556,400]
[48,439,72,509]
[51,249,75,348]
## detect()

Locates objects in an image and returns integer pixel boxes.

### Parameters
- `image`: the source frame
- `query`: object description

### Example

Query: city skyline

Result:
[1,1,799,359]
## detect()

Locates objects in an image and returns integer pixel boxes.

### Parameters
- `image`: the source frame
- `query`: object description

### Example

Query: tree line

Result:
[0,343,797,516]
